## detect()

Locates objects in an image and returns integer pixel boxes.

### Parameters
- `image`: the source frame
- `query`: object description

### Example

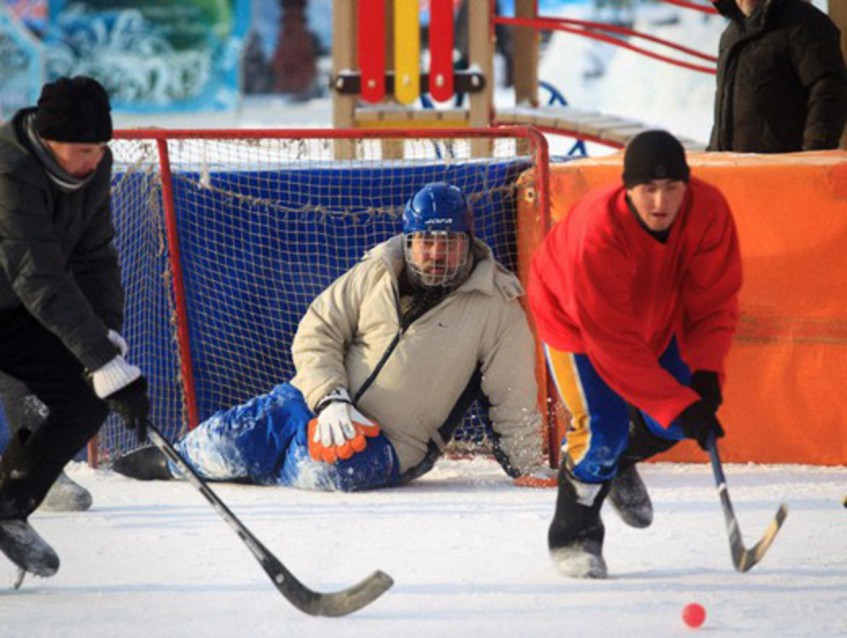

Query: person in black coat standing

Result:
[709,0,847,152]
[0,77,150,578]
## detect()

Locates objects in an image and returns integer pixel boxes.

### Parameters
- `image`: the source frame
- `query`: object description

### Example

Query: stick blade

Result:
[278,569,394,617]
[735,503,789,573]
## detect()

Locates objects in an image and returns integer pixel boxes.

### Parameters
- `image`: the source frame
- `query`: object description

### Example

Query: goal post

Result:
[99,126,552,466]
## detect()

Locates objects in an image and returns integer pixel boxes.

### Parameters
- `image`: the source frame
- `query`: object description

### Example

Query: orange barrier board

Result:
[518,150,847,465]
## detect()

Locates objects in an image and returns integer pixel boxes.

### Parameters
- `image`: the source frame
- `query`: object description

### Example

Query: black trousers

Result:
[0,372,45,433]
[0,305,109,516]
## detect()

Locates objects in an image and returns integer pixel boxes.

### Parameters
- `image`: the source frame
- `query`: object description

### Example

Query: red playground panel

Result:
[428,0,455,102]
[358,0,386,103]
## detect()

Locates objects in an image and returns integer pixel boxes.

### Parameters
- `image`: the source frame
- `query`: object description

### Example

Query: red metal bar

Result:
[429,0,455,102]
[358,0,386,103]
[155,138,200,430]
[659,0,718,14]
[493,14,716,74]
[114,127,544,141]
[536,15,717,63]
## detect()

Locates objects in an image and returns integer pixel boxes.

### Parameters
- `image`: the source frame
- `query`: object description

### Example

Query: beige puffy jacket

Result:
[291,235,544,475]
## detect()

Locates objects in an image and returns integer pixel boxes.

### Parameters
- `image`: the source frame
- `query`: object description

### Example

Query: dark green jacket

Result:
[0,109,123,371]
[709,0,847,152]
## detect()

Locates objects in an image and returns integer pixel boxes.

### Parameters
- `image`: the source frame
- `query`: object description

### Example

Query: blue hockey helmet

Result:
[402,183,474,289]
[402,182,474,236]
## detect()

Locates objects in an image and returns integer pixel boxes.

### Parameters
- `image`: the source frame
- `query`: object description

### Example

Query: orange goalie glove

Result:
[308,388,381,464]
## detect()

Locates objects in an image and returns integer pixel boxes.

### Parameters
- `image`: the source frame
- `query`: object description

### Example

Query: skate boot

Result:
[38,470,93,512]
[0,430,60,576]
[548,466,611,579]
[0,519,59,576]
[608,461,652,528]
[111,446,173,481]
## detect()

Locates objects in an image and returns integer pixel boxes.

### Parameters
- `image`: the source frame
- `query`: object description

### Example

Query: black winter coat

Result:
[709,0,847,152]
[0,109,123,371]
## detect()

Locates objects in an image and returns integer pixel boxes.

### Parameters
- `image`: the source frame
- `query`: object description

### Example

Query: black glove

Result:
[675,399,724,451]
[690,370,722,411]
[106,377,150,444]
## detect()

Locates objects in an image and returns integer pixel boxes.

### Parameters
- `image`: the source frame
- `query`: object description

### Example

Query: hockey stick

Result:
[146,423,393,616]
[707,437,788,572]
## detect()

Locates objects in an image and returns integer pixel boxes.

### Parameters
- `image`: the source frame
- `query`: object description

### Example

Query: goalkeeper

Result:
[114,182,554,491]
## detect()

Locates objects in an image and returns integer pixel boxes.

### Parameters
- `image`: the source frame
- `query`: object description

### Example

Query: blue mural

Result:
[43,0,250,112]
[0,6,44,116]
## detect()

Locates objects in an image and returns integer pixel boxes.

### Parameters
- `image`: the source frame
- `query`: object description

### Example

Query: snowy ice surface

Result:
[2,458,844,637]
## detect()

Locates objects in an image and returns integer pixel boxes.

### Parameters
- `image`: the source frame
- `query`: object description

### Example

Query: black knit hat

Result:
[622,130,690,188]
[34,76,112,143]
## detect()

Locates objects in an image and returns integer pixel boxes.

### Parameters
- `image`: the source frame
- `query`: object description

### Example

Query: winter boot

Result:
[111,446,173,481]
[608,461,653,528]
[548,466,611,579]
[0,519,59,576]
[38,470,93,512]
[0,430,60,576]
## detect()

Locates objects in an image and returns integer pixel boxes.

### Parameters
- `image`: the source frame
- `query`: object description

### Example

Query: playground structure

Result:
[331,0,847,153]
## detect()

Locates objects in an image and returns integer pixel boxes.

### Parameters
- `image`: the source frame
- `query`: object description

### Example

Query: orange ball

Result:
[682,602,706,628]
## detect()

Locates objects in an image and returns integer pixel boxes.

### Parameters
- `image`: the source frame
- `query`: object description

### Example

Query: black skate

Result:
[608,462,653,528]
[548,467,611,579]
[0,519,59,577]
[111,446,173,481]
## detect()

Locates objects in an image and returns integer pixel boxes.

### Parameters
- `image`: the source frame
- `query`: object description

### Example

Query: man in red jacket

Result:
[528,130,742,578]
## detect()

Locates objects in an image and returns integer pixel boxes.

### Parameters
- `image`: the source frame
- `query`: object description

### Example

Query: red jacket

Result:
[528,177,742,427]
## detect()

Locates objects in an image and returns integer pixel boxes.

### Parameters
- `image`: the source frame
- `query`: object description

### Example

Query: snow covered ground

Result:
[3,458,844,637]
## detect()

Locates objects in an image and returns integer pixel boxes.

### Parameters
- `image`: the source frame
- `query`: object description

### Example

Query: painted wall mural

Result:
[45,0,250,111]
[0,5,43,117]
[1,0,250,114]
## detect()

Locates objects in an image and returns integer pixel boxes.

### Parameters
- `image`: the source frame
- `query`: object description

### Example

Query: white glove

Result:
[316,402,358,448]
[309,387,380,463]
[90,355,142,399]
[107,329,129,356]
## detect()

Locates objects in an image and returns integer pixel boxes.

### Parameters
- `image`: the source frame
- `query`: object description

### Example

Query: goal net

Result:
[97,127,550,464]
